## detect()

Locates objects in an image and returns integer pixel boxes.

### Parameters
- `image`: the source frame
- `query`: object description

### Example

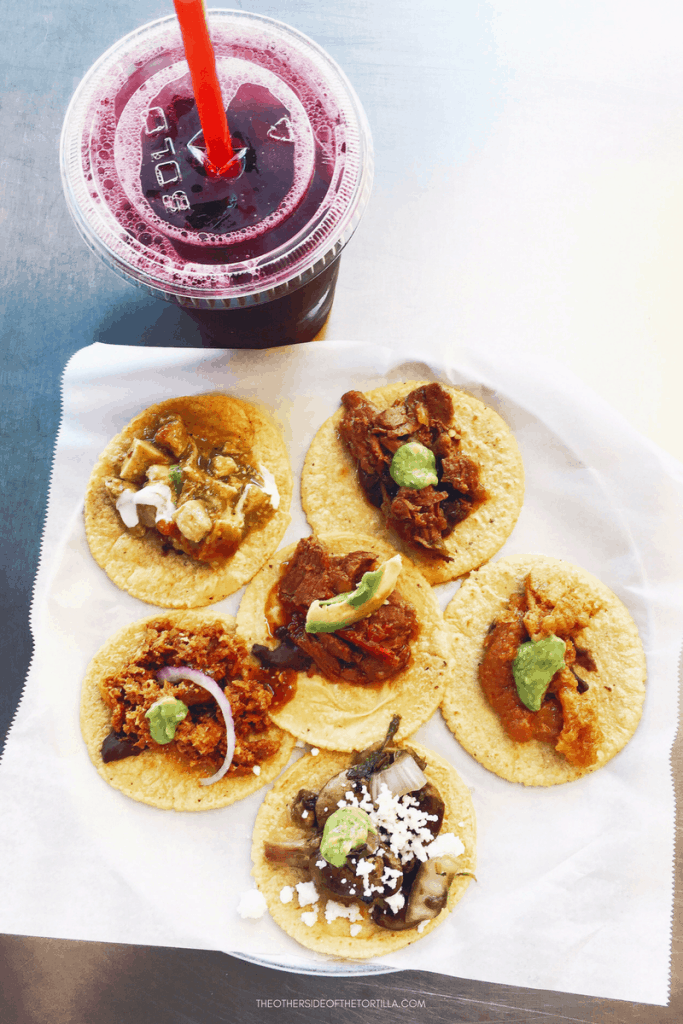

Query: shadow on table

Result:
[94,296,204,348]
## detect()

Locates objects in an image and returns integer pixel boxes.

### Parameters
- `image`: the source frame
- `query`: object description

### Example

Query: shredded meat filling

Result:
[479,573,603,767]
[105,412,275,565]
[99,621,288,773]
[253,537,419,686]
[338,383,485,560]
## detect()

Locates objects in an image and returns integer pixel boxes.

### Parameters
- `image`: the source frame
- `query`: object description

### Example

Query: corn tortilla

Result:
[251,744,476,958]
[301,381,524,586]
[442,555,646,785]
[80,610,296,811]
[236,533,452,751]
[85,394,292,608]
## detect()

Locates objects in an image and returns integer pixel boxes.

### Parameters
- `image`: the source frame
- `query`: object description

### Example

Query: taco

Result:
[80,610,296,810]
[250,731,476,958]
[442,555,646,785]
[85,393,292,607]
[236,533,451,751]
[301,381,524,585]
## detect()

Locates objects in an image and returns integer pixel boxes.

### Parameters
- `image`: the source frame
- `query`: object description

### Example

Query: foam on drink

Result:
[114,58,315,247]
[61,11,372,337]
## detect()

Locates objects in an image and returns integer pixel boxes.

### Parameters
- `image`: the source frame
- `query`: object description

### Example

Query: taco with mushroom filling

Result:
[85,393,292,608]
[236,533,452,752]
[80,610,296,811]
[251,726,476,957]
[301,381,524,585]
[442,555,647,786]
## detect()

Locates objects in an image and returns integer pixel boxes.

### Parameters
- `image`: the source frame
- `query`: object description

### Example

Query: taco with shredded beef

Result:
[80,610,296,811]
[301,381,524,585]
[442,555,646,785]
[250,734,476,957]
[85,393,292,608]
[236,533,451,751]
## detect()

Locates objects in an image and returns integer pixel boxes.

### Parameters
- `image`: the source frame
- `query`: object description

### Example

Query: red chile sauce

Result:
[479,593,564,745]
[252,542,418,688]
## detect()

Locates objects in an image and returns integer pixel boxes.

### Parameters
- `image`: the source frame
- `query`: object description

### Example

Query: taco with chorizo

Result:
[85,393,292,607]
[80,609,296,810]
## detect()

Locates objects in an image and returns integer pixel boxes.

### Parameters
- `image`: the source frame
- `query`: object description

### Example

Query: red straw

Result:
[173,0,236,176]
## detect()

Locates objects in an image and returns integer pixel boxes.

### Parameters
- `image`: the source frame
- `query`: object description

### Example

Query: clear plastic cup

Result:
[60,10,373,347]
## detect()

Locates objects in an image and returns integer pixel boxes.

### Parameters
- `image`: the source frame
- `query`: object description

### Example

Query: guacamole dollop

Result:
[145,696,188,744]
[512,635,566,712]
[389,442,438,489]
[320,807,375,867]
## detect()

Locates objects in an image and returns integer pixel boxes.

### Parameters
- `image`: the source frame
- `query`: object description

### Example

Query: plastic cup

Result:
[60,10,373,347]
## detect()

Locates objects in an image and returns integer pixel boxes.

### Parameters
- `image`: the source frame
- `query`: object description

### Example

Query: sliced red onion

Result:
[369,753,428,803]
[156,666,235,786]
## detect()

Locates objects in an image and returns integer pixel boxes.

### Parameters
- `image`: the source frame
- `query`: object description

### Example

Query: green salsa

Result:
[512,635,566,712]
[320,807,375,867]
[389,442,438,489]
[146,697,188,744]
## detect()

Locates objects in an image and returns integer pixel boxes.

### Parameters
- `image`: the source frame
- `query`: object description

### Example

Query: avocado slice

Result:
[305,554,403,634]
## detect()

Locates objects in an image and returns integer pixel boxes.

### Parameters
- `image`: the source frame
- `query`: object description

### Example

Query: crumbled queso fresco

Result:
[341,781,445,867]
[324,900,362,925]
[237,889,268,920]
[294,880,319,907]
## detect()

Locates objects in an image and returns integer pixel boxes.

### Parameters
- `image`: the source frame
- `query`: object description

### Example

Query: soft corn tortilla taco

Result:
[85,393,292,608]
[251,743,476,958]
[442,555,646,786]
[236,533,452,751]
[80,610,296,811]
[301,381,524,585]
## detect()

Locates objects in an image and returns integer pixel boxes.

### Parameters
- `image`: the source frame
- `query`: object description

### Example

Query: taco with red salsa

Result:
[442,555,646,785]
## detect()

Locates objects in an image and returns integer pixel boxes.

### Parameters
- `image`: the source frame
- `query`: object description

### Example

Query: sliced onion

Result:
[156,666,235,786]
[369,753,427,803]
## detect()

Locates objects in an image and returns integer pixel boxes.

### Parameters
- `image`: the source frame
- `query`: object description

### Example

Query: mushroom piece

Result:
[371,855,460,931]
[411,782,445,840]
[405,855,460,925]
[314,769,359,828]
[290,789,318,830]
[263,836,320,869]
[308,842,401,905]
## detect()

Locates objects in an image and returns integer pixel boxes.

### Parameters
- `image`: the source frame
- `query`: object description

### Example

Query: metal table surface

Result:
[1,1,682,1021]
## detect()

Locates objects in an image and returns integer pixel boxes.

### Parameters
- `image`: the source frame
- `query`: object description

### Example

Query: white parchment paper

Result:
[0,340,680,1003]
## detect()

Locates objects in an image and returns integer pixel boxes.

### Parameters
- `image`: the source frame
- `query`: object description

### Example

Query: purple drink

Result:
[61,10,373,347]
